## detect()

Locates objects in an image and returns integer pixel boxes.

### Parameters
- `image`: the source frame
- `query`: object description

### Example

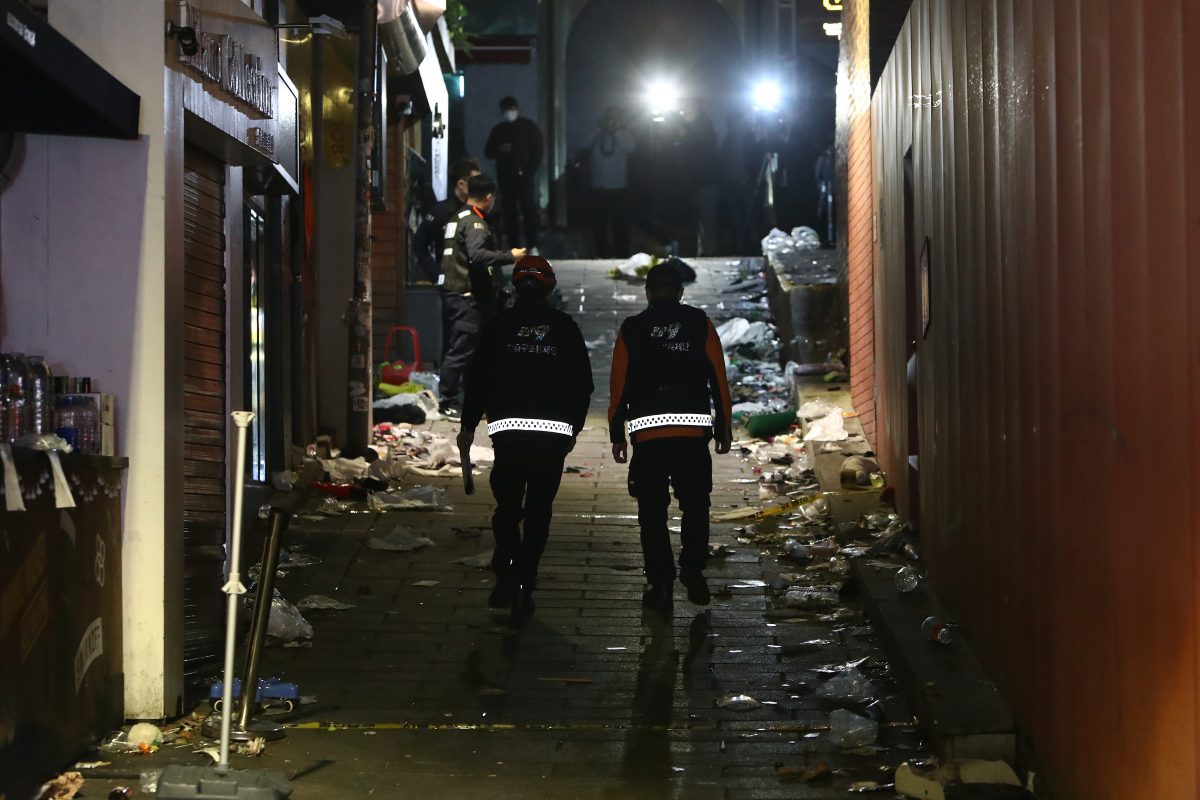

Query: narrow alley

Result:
[82,260,926,799]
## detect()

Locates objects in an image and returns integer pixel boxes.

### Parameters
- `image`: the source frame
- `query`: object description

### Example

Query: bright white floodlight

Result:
[644,76,682,121]
[751,78,783,113]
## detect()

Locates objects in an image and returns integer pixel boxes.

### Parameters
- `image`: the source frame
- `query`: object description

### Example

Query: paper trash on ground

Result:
[367,525,435,551]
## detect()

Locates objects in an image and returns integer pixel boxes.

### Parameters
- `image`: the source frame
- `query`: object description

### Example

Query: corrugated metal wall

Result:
[870,2,1200,797]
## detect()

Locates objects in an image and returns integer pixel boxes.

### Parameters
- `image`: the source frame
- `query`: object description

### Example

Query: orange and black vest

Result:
[608,299,732,445]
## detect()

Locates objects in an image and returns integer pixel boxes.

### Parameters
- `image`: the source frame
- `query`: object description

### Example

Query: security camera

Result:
[166,21,200,56]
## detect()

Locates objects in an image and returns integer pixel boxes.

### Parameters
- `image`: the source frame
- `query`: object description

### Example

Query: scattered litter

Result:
[848,781,895,793]
[453,551,494,568]
[803,410,848,442]
[320,456,370,483]
[412,580,440,587]
[608,252,655,280]
[139,768,162,793]
[297,594,356,611]
[828,709,878,748]
[35,771,84,800]
[816,667,872,702]
[282,640,312,648]
[73,761,111,770]
[367,526,435,552]
[797,398,839,419]
[368,485,450,511]
[708,544,735,558]
[317,497,352,515]
[895,566,921,593]
[268,597,313,641]
[895,759,1025,800]
[235,737,267,756]
[776,761,831,783]
[716,694,762,711]
[782,589,840,609]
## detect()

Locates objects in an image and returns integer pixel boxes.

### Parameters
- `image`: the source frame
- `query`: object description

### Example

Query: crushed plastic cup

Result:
[827,709,878,748]
[816,667,872,702]
[895,566,921,593]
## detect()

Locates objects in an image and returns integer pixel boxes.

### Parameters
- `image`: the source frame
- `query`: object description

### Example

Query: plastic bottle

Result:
[56,396,80,451]
[895,566,921,593]
[3,354,31,443]
[921,615,953,644]
[28,357,55,436]
[77,397,98,454]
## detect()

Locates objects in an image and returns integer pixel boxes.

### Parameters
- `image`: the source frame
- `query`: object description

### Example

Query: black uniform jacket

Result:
[608,299,733,445]
[440,205,513,302]
[462,299,594,446]
[413,196,460,283]
[485,117,544,182]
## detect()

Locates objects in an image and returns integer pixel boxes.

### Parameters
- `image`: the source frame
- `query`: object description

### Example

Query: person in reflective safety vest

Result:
[608,261,733,607]
[458,256,593,617]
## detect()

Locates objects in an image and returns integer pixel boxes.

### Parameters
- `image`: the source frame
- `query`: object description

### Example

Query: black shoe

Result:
[680,572,711,606]
[439,404,461,421]
[489,574,517,608]
[513,586,535,618]
[641,583,673,607]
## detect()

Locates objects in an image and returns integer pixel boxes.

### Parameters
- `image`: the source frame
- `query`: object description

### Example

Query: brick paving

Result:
[88,260,927,798]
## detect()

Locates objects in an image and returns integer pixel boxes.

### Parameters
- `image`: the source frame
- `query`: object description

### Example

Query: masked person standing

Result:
[485,96,543,251]
[438,175,526,418]
[458,256,593,617]
[608,262,733,607]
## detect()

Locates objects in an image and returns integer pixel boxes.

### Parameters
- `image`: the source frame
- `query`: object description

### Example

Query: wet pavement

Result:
[83,259,928,798]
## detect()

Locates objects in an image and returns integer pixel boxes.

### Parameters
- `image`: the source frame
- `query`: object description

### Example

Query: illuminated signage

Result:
[179,4,274,118]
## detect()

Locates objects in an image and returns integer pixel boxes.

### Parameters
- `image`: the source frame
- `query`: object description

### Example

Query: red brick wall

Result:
[372,120,407,360]
[840,0,877,448]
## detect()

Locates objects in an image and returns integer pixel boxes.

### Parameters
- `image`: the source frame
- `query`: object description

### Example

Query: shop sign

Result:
[179,3,274,117]
[247,126,276,158]
[73,617,103,693]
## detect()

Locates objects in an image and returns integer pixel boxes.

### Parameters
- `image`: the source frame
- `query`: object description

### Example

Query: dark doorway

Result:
[902,148,920,524]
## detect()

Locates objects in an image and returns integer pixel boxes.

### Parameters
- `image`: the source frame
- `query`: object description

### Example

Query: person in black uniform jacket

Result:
[609,262,733,607]
[458,256,593,617]
[484,96,543,250]
[438,175,526,417]
[412,158,481,284]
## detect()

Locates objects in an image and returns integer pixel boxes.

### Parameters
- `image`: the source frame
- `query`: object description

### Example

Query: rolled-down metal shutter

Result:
[182,146,227,703]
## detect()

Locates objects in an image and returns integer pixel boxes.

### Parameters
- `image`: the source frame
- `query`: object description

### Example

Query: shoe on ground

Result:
[641,583,673,607]
[439,405,461,421]
[680,571,710,606]
[489,574,518,608]
[513,586,535,618]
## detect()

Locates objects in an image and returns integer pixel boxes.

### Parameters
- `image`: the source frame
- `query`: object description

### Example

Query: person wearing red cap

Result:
[458,256,593,617]
[608,260,733,608]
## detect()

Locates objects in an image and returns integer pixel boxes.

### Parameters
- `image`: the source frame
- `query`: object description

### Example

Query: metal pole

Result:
[345,0,378,457]
[218,411,255,770]
[234,507,289,731]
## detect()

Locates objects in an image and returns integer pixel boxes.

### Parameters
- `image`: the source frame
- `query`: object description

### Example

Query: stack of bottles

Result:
[0,353,102,454]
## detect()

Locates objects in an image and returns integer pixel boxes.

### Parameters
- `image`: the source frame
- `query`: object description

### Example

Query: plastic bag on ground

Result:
[268,596,313,641]
[716,318,772,351]
[406,371,440,391]
[803,410,848,442]
[816,667,872,702]
[321,456,370,483]
[453,551,494,568]
[367,525,435,551]
[368,485,449,510]
[612,252,655,279]
[797,398,839,420]
[828,709,878,748]
[783,589,840,609]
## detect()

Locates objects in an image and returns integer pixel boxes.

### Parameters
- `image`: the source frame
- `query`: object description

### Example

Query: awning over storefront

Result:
[0,0,140,139]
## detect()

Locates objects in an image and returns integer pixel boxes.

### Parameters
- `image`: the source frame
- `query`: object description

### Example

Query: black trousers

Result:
[490,438,568,587]
[438,294,481,407]
[499,175,539,249]
[627,437,712,586]
[590,188,631,258]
